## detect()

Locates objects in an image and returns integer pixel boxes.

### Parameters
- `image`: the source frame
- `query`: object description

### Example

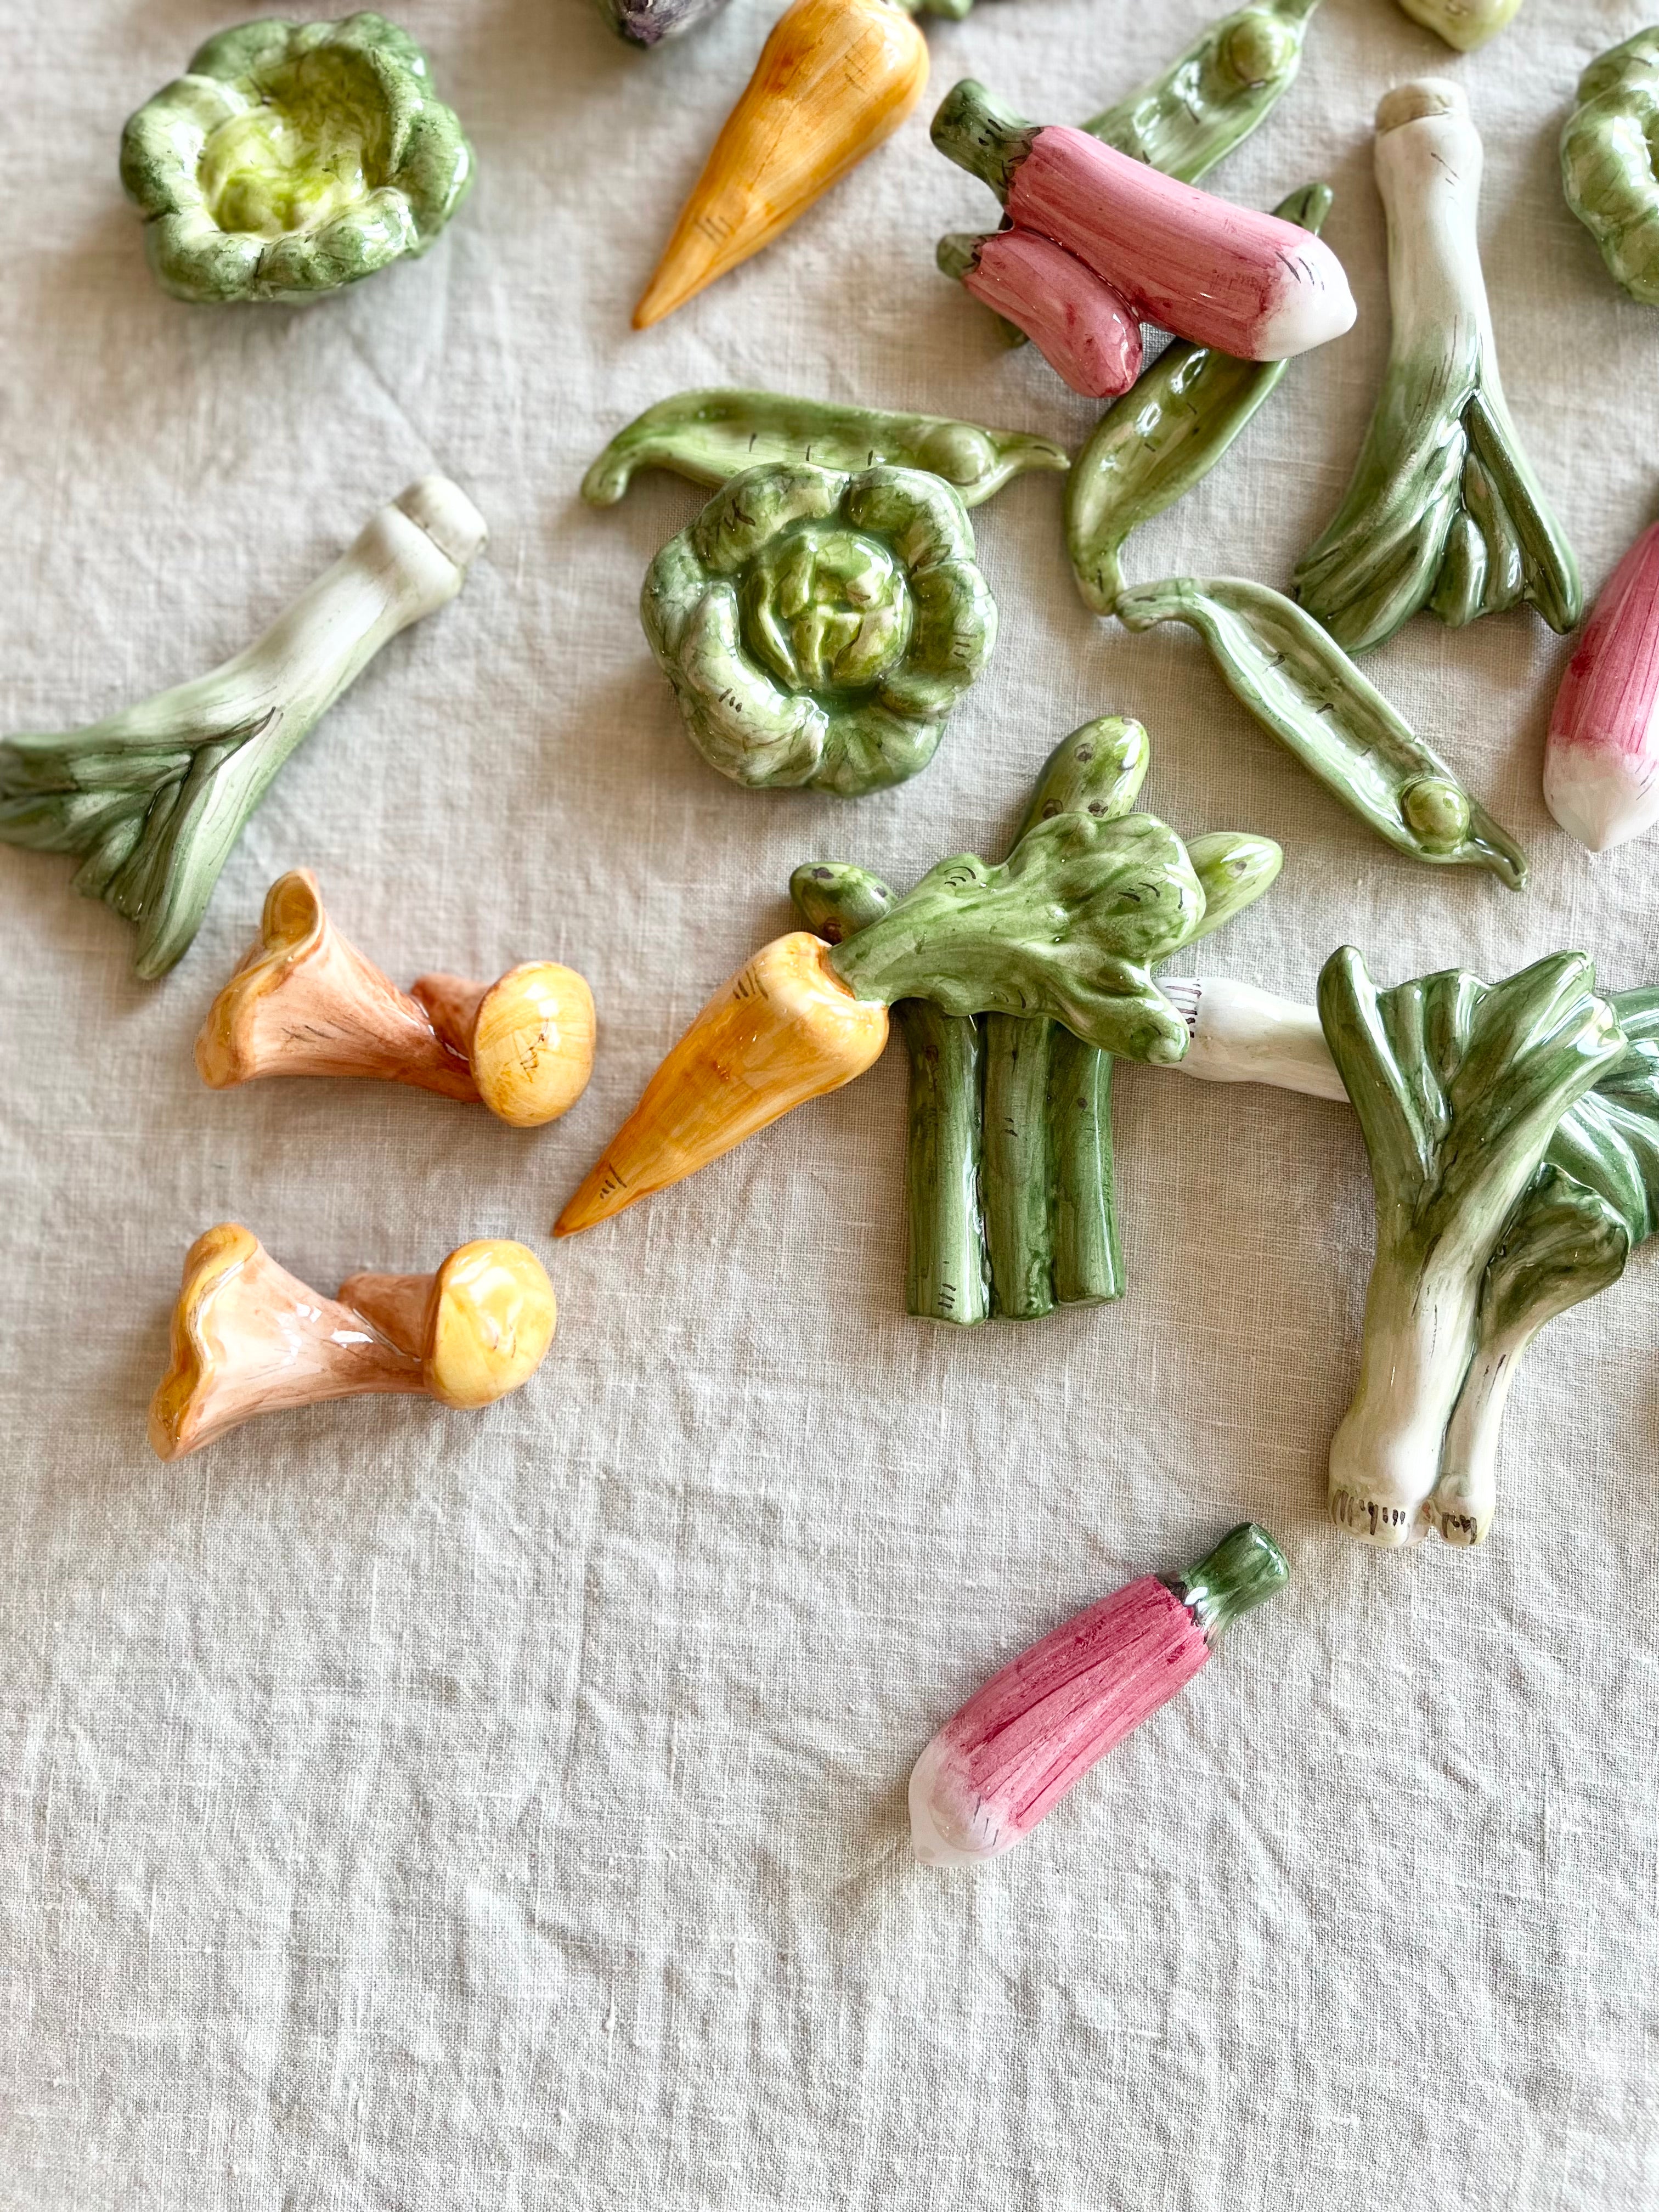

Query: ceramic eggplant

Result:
[557,788,1272,1237]
[794,718,1281,1324]
[120,14,474,304]
[1115,574,1527,887]
[196,871,596,1127]
[633,0,928,326]
[1295,82,1579,652]
[1545,522,1659,853]
[640,461,996,797]
[595,0,735,44]
[1561,31,1659,306]
[583,390,1068,509]
[1065,183,1332,612]
[0,479,486,979]
[929,78,1355,392]
[911,1523,1288,1865]
[150,1224,557,1459]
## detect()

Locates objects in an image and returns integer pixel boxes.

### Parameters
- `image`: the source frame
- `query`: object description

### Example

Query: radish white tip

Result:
[1544,745,1659,853]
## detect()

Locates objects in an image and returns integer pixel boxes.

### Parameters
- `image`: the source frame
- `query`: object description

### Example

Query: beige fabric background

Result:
[3,0,1657,2203]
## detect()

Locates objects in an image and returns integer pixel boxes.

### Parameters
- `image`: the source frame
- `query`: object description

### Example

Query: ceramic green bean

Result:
[585,391,1068,509]
[791,862,990,1327]
[1115,575,1527,888]
[1561,32,1659,307]
[1064,183,1331,615]
[1083,0,1324,179]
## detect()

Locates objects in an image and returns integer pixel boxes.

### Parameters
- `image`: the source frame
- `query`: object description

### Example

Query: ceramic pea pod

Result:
[1082,0,1324,180]
[1115,575,1527,887]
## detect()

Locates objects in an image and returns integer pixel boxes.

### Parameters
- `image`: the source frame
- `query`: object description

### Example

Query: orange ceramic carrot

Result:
[633,0,929,328]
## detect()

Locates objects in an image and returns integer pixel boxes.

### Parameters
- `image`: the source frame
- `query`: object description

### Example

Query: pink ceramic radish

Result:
[932,79,1356,363]
[1545,520,1659,853]
[938,227,1143,398]
[909,1522,1288,1866]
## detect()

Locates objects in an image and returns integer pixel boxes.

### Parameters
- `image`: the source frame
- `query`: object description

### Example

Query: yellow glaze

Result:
[460,963,597,1128]
[633,0,929,328]
[556,931,889,1234]
[424,1240,558,1408]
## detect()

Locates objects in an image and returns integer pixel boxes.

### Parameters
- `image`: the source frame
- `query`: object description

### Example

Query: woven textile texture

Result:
[3,0,1657,2204]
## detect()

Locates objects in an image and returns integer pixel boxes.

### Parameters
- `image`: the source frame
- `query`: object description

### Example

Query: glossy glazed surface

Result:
[1545,521,1659,854]
[950,229,1142,399]
[1561,27,1659,305]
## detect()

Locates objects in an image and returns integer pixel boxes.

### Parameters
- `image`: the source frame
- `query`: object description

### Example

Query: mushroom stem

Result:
[197,871,596,1127]
[150,1227,558,1458]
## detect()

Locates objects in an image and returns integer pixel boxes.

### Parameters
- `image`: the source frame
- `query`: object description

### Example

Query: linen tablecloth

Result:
[3,0,1656,2202]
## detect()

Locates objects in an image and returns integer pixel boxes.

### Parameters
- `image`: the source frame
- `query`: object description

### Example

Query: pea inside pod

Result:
[583,390,1069,509]
[1064,181,1332,614]
[1115,574,1527,889]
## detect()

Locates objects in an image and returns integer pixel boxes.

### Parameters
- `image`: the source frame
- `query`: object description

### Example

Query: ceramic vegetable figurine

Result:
[641,462,995,796]
[794,718,1282,1324]
[1392,0,1521,49]
[1321,949,1624,1547]
[196,871,596,1128]
[583,390,1068,509]
[120,14,473,305]
[1561,31,1659,305]
[0,479,486,979]
[910,1523,1288,1865]
[1115,575,1527,887]
[1295,83,1579,653]
[1082,0,1322,180]
[1065,183,1332,613]
[930,79,1355,393]
[633,0,929,326]
[1545,522,1659,853]
[556,804,1239,1235]
[150,1224,557,1459]
[598,0,970,44]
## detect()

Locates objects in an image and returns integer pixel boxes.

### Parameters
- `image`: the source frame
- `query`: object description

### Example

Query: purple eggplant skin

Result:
[596,0,735,44]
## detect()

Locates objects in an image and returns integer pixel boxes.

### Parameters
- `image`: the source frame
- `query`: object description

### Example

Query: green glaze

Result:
[0,479,484,977]
[1115,575,1528,888]
[1295,84,1578,651]
[1561,32,1659,308]
[1173,1521,1290,1637]
[1319,947,1624,1547]
[791,862,990,1327]
[584,391,1068,510]
[641,463,996,798]
[1082,0,1323,180]
[1065,184,1332,615]
[120,14,473,304]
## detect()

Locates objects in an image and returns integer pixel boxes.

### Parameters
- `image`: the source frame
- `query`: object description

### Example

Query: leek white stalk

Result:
[0,477,487,978]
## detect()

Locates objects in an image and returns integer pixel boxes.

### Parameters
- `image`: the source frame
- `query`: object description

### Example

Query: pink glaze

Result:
[1008,127,1355,361]
[909,1575,1208,1865]
[1545,521,1659,854]
[961,228,1142,399]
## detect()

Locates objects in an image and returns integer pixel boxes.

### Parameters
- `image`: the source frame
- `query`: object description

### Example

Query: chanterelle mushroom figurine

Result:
[149,1225,557,1459]
[196,871,596,1128]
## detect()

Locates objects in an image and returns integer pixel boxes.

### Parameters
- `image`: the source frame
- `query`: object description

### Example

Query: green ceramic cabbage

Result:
[119,13,474,304]
[640,462,997,797]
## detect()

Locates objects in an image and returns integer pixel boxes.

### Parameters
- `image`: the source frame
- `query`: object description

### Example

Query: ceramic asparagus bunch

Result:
[1295,82,1579,652]
[794,719,1281,1324]
[0,480,486,978]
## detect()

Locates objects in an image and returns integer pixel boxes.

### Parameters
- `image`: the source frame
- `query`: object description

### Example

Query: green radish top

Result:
[1173,1523,1290,1638]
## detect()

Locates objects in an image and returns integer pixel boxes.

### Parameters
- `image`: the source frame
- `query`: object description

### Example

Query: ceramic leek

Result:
[0,479,486,978]
[1544,522,1659,853]
[930,78,1355,375]
[1319,949,1624,1548]
[1561,32,1659,307]
[910,1523,1288,1865]
[1115,575,1527,886]
[583,390,1068,509]
[1295,82,1579,653]
[556,806,1226,1235]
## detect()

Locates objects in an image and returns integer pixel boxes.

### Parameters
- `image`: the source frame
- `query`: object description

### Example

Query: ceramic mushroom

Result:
[149,1225,557,1459]
[196,870,596,1128]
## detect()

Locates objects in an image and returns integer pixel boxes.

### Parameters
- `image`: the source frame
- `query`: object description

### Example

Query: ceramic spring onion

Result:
[556,803,1246,1236]
[910,1523,1289,1865]
[0,479,486,978]
[1295,82,1579,653]
[1544,521,1659,853]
